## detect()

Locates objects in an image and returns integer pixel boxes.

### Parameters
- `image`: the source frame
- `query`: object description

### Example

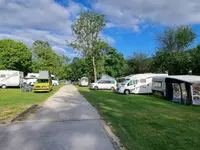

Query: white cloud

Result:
[99,32,115,45]
[0,0,80,56]
[0,0,116,57]
[94,0,200,31]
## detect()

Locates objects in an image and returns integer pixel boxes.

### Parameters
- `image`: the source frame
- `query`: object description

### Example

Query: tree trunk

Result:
[92,56,97,82]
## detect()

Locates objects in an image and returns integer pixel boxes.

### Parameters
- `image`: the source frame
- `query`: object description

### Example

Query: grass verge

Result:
[0,85,63,122]
[77,86,200,150]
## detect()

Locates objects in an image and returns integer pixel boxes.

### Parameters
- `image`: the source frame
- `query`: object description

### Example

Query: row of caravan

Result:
[116,73,200,105]
[86,73,200,106]
[0,70,59,89]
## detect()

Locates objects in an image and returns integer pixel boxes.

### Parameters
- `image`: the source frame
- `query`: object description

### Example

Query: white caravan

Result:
[79,77,89,87]
[0,70,24,88]
[117,73,168,94]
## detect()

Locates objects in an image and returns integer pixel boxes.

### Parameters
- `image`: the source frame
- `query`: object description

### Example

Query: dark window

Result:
[36,79,49,83]
[98,80,115,84]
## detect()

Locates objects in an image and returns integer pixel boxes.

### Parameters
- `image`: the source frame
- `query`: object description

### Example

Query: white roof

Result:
[153,75,200,84]
[128,73,168,79]
[168,75,200,83]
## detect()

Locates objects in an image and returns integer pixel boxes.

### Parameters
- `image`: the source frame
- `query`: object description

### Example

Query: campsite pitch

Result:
[0,85,62,123]
[78,86,200,150]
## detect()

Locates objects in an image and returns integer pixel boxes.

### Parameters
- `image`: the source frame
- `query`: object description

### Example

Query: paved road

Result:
[0,85,115,150]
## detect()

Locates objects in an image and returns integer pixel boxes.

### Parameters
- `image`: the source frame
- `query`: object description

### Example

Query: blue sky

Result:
[0,0,200,59]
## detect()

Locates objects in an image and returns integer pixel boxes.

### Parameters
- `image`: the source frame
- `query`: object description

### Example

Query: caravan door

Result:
[191,84,200,105]
[172,83,182,103]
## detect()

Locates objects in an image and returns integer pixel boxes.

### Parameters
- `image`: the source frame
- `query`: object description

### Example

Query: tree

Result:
[31,40,70,79]
[153,25,196,74]
[104,47,125,77]
[156,26,196,52]
[68,57,90,81]
[68,10,106,82]
[127,52,153,74]
[0,39,32,73]
[189,45,200,75]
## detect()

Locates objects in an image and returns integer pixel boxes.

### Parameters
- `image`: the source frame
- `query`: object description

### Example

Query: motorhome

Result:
[0,70,24,88]
[152,75,200,105]
[117,73,168,94]
[79,77,89,87]
[33,71,52,92]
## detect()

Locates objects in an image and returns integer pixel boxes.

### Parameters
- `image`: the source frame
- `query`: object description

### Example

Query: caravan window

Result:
[153,81,162,88]
[140,79,146,83]
[129,80,135,85]
[0,74,6,78]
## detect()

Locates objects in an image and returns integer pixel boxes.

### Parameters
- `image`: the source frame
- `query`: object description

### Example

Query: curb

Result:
[11,104,38,123]
[101,121,126,150]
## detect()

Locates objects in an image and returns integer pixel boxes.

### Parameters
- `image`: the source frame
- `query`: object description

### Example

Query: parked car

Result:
[90,79,117,90]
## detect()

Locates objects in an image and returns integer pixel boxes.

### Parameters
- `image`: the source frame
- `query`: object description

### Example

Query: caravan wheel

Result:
[2,84,6,89]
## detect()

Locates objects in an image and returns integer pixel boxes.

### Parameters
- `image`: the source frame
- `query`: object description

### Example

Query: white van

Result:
[90,79,117,90]
[0,70,24,88]
[80,77,89,87]
[117,73,168,94]
[51,75,59,86]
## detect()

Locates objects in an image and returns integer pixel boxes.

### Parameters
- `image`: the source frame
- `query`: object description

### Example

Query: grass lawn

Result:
[77,87,200,150]
[0,85,63,122]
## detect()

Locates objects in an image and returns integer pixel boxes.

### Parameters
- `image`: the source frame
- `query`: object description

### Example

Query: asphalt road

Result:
[0,85,115,150]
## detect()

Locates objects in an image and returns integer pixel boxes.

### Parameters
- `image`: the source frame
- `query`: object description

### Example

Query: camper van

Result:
[79,77,89,87]
[117,73,168,95]
[152,75,200,105]
[33,71,52,92]
[0,70,24,88]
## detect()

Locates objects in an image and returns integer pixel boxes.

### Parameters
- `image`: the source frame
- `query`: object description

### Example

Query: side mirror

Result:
[127,83,130,86]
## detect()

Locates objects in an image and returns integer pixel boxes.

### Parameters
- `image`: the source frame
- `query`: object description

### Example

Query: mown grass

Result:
[0,85,63,122]
[77,87,200,150]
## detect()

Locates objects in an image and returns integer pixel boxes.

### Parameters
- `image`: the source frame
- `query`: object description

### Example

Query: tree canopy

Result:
[0,39,32,73]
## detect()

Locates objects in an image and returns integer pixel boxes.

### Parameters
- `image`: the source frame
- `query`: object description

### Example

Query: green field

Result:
[0,85,62,122]
[78,87,200,150]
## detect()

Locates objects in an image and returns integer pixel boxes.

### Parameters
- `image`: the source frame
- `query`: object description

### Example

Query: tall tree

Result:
[67,10,106,82]
[31,40,68,79]
[104,46,125,78]
[0,39,32,73]
[127,52,153,74]
[153,25,196,74]
[156,26,196,52]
